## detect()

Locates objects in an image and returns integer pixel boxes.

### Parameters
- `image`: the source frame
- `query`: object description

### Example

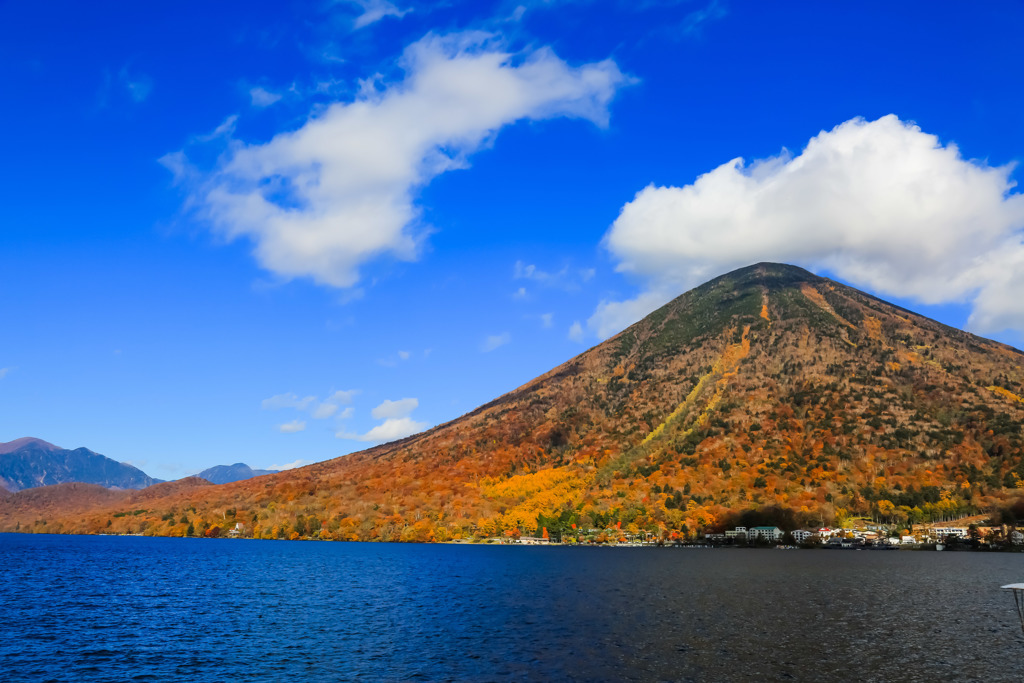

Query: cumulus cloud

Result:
[594,115,1024,339]
[568,320,585,343]
[250,86,282,107]
[279,420,307,433]
[268,459,310,470]
[264,388,358,420]
[348,0,411,29]
[311,388,359,418]
[371,397,418,419]
[165,32,628,289]
[262,393,316,410]
[482,332,511,352]
[339,397,427,443]
[345,416,428,443]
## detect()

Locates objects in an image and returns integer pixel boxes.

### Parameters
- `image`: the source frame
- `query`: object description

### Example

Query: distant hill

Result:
[197,463,277,485]
[0,438,160,492]
[2,263,1023,541]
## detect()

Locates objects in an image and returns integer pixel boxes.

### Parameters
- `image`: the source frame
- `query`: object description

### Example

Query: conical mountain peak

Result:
[3,263,1023,540]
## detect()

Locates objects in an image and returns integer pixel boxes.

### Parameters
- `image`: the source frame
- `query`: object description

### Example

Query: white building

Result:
[791,529,815,544]
[931,527,968,539]
[747,526,783,542]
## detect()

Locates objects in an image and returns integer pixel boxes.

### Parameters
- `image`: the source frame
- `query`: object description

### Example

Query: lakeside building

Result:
[518,536,550,545]
[791,530,815,544]
[930,527,968,539]
[747,526,783,542]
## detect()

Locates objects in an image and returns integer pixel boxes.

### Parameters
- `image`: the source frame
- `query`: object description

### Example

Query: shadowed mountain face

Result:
[0,438,160,492]
[2,263,1023,540]
[197,463,277,485]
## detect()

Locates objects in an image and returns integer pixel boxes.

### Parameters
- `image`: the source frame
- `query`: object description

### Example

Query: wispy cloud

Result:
[249,86,282,107]
[346,0,412,29]
[568,321,585,343]
[377,350,413,367]
[0,368,9,380]
[676,0,728,38]
[481,332,511,352]
[262,393,316,410]
[279,419,307,433]
[513,260,595,292]
[119,65,153,102]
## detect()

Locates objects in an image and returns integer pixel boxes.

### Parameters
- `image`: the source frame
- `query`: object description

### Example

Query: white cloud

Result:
[568,320,585,343]
[312,403,339,419]
[348,0,411,29]
[279,420,307,433]
[340,416,428,443]
[312,389,359,418]
[481,332,511,352]
[338,397,427,443]
[588,289,675,340]
[165,32,628,289]
[371,397,418,419]
[268,459,310,470]
[337,406,354,420]
[250,86,282,107]
[398,350,411,360]
[0,368,8,380]
[596,115,1024,338]
[326,389,359,404]
[262,393,317,410]
[513,286,528,299]
[540,312,554,328]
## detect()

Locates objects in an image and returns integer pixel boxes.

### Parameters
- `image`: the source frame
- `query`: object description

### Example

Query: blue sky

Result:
[2,1,1023,479]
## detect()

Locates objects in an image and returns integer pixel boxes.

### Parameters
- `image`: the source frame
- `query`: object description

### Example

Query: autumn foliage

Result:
[3,264,1023,542]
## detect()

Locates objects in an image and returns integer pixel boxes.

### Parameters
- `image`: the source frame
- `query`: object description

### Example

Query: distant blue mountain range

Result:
[0,437,278,492]
[196,463,277,485]
[0,437,159,492]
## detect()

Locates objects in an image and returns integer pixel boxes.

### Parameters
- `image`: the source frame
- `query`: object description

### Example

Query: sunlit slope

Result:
[3,263,1023,540]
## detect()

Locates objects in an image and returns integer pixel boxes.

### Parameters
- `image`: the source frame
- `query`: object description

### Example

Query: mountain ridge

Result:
[0,439,160,492]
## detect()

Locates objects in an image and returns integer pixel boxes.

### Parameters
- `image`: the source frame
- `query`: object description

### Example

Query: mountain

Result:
[197,463,277,485]
[0,438,160,492]
[2,263,1023,540]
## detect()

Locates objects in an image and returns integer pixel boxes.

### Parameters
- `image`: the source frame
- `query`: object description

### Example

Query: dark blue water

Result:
[2,535,1023,682]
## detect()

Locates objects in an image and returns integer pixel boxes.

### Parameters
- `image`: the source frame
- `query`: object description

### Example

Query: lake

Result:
[2,534,1023,682]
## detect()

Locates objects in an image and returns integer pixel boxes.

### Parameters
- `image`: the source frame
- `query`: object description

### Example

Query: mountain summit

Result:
[197,463,277,485]
[2,263,1023,539]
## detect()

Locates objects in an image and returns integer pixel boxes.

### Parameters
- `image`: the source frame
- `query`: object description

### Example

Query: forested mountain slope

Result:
[3,263,1023,540]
